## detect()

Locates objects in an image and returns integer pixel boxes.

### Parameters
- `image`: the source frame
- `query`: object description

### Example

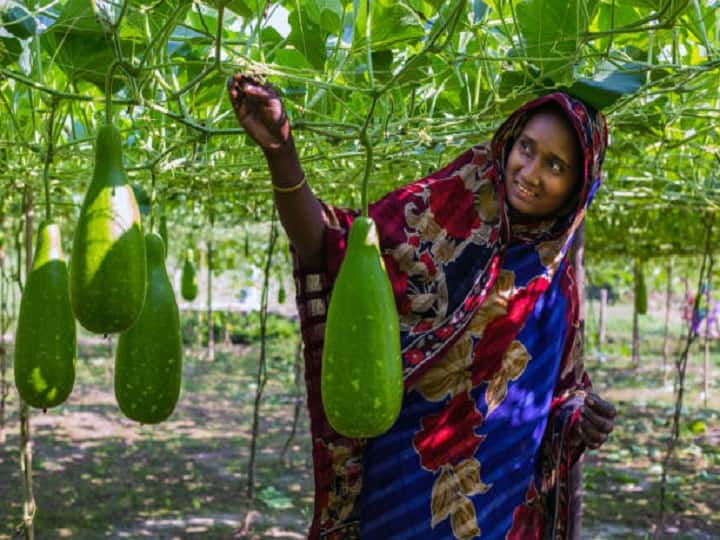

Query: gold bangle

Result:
[272,174,306,193]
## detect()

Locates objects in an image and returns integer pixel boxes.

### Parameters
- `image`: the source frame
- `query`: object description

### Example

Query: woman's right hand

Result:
[227,73,292,153]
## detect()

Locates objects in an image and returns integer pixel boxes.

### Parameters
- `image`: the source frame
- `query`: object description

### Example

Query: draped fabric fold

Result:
[293,92,608,539]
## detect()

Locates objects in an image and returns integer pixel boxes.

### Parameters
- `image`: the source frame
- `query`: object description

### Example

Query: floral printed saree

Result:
[292,92,608,539]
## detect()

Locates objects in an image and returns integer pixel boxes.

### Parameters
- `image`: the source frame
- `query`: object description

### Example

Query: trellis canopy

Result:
[0,0,718,259]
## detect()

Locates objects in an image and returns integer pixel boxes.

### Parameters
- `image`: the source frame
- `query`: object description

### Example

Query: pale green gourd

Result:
[115,233,182,424]
[14,223,77,409]
[70,124,147,333]
[322,216,403,438]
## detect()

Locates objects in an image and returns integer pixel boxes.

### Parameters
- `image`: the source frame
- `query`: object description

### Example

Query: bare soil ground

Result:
[1,316,718,539]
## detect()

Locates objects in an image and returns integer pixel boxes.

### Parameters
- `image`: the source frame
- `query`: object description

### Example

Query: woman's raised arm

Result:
[227,74,326,271]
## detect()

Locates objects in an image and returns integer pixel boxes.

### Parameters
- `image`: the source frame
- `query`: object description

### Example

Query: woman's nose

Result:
[521,158,541,186]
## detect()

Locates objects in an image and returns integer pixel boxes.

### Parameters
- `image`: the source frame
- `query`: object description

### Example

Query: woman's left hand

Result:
[577,392,616,450]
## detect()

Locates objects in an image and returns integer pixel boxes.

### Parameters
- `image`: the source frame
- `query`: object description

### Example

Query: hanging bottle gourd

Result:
[70,124,147,333]
[181,249,198,301]
[635,261,647,315]
[115,233,182,424]
[14,223,77,409]
[322,216,403,438]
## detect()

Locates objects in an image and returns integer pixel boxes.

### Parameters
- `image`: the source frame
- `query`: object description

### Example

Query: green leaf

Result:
[287,8,328,70]
[1,4,37,39]
[0,36,23,67]
[304,0,344,34]
[273,48,313,71]
[565,64,645,110]
[201,0,254,18]
[40,0,145,90]
[516,0,599,83]
[257,485,294,510]
[352,0,425,53]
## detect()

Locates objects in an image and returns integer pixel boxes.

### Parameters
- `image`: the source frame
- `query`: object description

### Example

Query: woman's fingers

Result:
[578,393,616,450]
[581,406,614,435]
[578,423,607,449]
[227,72,292,151]
[585,393,617,419]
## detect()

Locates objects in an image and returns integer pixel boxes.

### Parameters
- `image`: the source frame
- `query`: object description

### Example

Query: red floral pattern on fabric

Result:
[470,277,549,383]
[429,175,481,240]
[412,393,486,472]
[507,480,544,540]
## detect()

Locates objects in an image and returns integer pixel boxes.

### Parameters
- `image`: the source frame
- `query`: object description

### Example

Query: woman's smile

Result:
[512,178,538,201]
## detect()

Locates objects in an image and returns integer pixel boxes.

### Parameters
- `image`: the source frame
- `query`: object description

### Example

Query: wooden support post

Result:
[569,224,585,540]
[206,240,214,362]
[632,261,640,368]
[598,288,607,350]
[662,259,672,385]
[19,185,35,540]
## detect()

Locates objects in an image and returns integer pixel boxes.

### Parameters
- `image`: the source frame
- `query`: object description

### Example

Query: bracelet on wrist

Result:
[272,174,306,193]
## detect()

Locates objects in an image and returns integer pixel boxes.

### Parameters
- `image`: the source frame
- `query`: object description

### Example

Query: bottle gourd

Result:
[115,233,182,424]
[322,216,403,438]
[180,249,198,301]
[14,223,77,409]
[635,263,647,315]
[70,124,146,333]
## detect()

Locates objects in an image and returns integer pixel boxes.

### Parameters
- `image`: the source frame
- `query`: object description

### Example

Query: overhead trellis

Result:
[0,0,718,259]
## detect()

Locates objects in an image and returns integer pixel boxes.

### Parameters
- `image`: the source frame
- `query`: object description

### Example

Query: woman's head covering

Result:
[491,92,609,242]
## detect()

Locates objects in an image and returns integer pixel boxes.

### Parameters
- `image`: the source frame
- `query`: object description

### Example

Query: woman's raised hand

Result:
[227,73,291,153]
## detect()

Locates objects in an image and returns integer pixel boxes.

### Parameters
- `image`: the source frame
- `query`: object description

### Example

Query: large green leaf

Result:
[1,3,37,39]
[201,0,254,18]
[516,0,600,84]
[40,0,145,90]
[565,63,645,110]
[303,0,344,34]
[287,8,328,70]
[352,0,426,53]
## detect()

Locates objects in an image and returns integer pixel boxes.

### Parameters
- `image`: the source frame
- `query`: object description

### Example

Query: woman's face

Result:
[504,109,582,219]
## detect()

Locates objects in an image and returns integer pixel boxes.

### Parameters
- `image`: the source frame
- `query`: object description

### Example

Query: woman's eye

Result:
[520,140,531,154]
[548,159,563,173]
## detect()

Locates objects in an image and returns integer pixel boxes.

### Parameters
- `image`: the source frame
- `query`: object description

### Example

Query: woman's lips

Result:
[513,180,537,200]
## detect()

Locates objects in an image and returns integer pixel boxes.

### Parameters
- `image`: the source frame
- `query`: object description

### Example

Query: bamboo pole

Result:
[19,185,35,540]
[662,259,672,385]
[0,240,6,445]
[632,261,640,368]
[206,240,214,362]
[598,288,607,350]
[569,224,585,539]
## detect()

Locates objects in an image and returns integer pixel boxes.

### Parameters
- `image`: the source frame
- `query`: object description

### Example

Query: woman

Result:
[228,74,616,539]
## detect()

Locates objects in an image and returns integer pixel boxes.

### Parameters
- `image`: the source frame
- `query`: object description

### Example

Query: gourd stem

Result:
[150,168,157,232]
[359,96,378,217]
[42,98,59,222]
[359,0,375,217]
[105,61,121,125]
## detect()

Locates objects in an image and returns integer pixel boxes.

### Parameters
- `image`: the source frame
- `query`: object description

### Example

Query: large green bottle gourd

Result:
[115,233,182,424]
[14,223,77,409]
[322,217,403,437]
[70,124,146,333]
[181,249,198,301]
[635,263,647,315]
